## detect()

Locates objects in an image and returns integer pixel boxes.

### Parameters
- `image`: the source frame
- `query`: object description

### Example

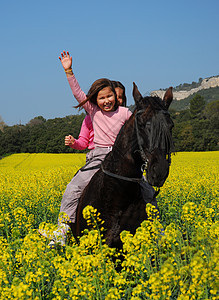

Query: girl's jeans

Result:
[59,147,112,223]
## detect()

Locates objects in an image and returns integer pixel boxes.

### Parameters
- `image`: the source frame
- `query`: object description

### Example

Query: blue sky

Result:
[1,0,219,126]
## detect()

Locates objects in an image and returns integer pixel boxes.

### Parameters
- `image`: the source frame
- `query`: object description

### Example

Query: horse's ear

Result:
[133,82,143,104]
[163,87,173,109]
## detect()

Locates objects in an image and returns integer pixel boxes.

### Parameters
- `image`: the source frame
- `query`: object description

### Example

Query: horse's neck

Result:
[104,125,142,178]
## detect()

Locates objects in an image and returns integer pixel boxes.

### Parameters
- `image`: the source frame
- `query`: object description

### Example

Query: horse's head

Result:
[132,83,174,187]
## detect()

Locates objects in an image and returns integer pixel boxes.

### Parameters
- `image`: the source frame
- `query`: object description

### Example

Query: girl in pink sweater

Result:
[65,80,127,151]
[39,51,132,247]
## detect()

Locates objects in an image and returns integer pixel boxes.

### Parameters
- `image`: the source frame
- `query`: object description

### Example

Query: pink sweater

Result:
[70,114,94,150]
[67,75,132,148]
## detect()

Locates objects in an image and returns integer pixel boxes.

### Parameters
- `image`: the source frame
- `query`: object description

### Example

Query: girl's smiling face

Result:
[96,87,116,112]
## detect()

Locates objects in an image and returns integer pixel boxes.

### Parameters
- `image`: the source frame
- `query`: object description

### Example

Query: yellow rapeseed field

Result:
[0,152,218,299]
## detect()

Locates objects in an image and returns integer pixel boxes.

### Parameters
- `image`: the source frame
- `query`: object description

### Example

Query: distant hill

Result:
[171,86,219,111]
[151,75,219,111]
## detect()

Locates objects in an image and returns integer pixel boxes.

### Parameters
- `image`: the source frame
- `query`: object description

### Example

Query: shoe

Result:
[48,240,57,249]
[39,223,70,247]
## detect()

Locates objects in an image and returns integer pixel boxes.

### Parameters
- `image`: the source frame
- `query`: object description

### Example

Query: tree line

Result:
[0,94,218,157]
[0,114,86,156]
[171,95,218,151]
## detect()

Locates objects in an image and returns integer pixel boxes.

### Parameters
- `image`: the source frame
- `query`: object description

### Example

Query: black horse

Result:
[74,83,174,248]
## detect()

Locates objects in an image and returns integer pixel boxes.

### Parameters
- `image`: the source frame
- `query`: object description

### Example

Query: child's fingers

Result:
[66,135,72,140]
[59,51,71,59]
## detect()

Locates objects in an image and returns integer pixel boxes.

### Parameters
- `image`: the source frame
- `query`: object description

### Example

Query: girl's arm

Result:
[71,118,90,150]
[65,133,88,151]
[65,116,94,150]
[59,51,87,103]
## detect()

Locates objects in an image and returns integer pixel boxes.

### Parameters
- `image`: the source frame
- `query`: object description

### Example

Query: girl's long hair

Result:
[112,80,127,107]
[75,78,118,110]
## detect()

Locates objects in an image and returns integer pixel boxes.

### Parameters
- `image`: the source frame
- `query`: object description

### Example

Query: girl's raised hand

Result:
[59,51,72,70]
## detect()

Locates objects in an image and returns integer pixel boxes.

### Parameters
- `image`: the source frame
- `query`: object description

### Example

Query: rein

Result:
[101,164,160,200]
[101,164,143,183]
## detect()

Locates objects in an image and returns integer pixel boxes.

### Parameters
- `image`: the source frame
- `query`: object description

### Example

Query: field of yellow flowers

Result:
[0,152,218,300]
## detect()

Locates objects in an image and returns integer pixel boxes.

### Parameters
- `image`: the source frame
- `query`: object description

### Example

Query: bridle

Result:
[135,108,172,167]
[134,109,150,174]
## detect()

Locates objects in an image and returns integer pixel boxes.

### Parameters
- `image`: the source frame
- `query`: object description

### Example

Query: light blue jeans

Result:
[60,147,112,223]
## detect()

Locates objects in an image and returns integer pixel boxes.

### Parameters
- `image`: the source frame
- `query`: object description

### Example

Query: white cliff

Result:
[151,76,219,100]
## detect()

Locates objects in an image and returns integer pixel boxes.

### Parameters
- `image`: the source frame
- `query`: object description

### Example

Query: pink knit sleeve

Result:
[70,115,94,150]
[67,75,93,114]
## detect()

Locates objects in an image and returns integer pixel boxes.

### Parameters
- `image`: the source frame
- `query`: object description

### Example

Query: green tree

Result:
[173,122,194,151]
[203,100,219,120]
[27,116,46,126]
[189,94,206,118]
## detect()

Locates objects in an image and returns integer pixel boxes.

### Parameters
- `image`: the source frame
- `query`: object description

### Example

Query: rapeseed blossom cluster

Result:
[0,152,218,299]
